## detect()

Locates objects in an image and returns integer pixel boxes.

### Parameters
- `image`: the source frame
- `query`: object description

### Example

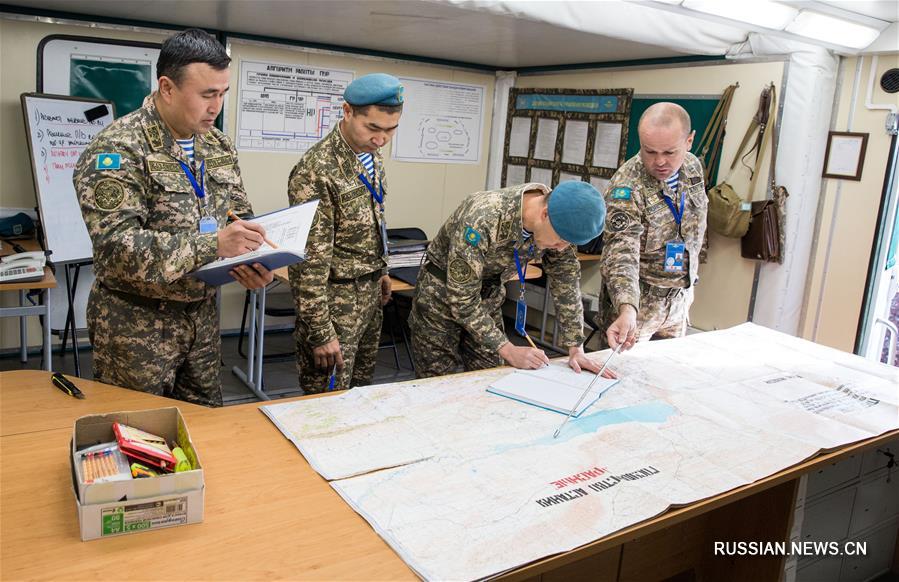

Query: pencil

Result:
[227,210,278,249]
[524,333,539,351]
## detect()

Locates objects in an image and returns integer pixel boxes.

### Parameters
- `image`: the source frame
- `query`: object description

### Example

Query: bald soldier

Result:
[74,29,273,406]
[599,102,708,350]
[288,73,403,393]
[410,181,607,377]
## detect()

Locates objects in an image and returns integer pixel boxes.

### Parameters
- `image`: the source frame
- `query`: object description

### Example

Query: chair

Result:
[382,227,427,371]
[237,284,296,361]
[583,309,601,352]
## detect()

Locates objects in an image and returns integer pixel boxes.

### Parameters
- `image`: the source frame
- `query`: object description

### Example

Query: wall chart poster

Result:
[502,87,632,189]
[392,77,485,164]
[236,60,354,154]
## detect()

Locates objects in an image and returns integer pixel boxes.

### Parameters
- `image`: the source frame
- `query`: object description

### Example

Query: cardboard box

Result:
[71,407,204,541]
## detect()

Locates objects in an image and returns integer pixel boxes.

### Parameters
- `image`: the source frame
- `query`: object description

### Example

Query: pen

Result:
[552,343,621,439]
[523,333,549,368]
[227,210,278,249]
[328,363,338,391]
[51,372,85,399]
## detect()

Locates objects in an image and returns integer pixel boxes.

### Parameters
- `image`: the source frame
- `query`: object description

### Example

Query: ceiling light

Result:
[785,10,882,50]
[682,0,798,30]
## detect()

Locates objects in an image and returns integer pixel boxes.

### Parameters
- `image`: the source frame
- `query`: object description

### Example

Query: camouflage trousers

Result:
[409,269,505,378]
[295,276,382,394]
[86,282,223,407]
[596,282,694,349]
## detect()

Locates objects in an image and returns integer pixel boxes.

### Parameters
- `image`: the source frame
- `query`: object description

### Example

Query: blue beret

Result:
[344,73,404,106]
[547,181,606,245]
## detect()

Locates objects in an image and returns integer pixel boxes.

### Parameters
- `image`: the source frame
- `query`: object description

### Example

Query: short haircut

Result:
[156,29,231,85]
[638,102,692,136]
[350,103,405,116]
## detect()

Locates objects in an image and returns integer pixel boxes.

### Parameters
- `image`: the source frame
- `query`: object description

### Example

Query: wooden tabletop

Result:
[0,370,413,581]
[1,369,896,581]
[0,238,56,291]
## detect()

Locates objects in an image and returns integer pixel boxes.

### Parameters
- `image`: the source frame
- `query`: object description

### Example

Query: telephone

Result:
[0,251,46,284]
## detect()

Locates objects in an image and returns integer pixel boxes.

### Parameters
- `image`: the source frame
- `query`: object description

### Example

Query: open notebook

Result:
[191,200,319,286]
[487,363,619,417]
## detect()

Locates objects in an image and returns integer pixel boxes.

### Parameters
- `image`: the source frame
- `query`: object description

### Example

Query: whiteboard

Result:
[21,93,115,264]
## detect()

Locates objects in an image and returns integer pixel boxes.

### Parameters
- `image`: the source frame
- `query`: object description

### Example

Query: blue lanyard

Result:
[662,189,685,225]
[513,244,535,284]
[178,160,206,201]
[358,172,384,206]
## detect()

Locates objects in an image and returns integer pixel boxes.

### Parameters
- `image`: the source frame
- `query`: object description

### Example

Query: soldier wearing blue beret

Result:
[287,73,405,393]
[410,181,609,377]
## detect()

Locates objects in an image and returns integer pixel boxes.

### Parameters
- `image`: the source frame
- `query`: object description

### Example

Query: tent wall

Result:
[802,53,899,353]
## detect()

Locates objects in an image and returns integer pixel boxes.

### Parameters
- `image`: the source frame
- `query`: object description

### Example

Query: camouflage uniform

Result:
[410,183,585,378]
[287,125,388,393]
[598,152,707,345]
[74,94,252,407]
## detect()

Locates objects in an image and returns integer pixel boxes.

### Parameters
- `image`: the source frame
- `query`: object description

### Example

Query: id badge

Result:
[199,215,217,234]
[515,297,527,336]
[664,241,685,272]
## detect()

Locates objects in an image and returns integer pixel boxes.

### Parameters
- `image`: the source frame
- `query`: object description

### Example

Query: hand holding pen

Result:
[226,210,278,249]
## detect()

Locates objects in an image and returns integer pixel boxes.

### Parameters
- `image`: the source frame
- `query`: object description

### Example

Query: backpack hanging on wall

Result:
[741,84,788,263]
[707,84,776,238]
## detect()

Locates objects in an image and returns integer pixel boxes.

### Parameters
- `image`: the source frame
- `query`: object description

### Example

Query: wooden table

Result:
[0,239,56,370]
[2,369,897,581]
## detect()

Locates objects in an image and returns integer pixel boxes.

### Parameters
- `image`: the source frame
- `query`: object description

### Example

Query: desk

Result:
[233,263,543,399]
[0,239,56,371]
[2,369,897,581]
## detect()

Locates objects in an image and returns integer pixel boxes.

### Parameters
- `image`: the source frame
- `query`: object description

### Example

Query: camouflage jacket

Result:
[74,94,252,302]
[600,152,707,314]
[287,124,389,347]
[424,183,585,352]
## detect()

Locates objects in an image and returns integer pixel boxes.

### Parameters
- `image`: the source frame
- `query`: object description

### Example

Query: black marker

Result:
[51,372,84,399]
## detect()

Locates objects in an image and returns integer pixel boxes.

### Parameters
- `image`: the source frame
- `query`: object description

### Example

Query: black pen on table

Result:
[51,372,85,399]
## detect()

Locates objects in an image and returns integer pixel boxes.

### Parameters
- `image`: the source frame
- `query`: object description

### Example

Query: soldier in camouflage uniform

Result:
[288,74,403,393]
[74,30,273,406]
[599,102,707,350]
[410,181,606,377]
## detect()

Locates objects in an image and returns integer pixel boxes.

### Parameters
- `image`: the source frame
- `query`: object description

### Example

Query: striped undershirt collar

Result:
[665,171,679,193]
[176,137,195,165]
[356,151,375,180]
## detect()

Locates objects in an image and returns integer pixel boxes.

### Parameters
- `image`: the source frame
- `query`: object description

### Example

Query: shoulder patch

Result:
[463,226,481,247]
[205,154,235,170]
[143,122,164,151]
[611,187,632,200]
[448,258,474,284]
[148,160,181,173]
[95,153,121,170]
[94,179,126,211]
[608,210,631,232]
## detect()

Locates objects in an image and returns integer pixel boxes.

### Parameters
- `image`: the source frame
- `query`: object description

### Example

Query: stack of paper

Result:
[387,239,427,269]
[487,364,619,416]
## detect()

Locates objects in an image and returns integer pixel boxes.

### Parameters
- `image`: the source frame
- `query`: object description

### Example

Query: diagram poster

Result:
[392,77,485,164]
[236,60,353,154]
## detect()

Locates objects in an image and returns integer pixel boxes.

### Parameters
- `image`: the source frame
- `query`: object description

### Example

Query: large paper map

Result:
[261,324,899,580]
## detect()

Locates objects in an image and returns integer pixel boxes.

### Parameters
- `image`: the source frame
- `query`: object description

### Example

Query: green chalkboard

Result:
[626,97,722,185]
[69,59,152,118]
